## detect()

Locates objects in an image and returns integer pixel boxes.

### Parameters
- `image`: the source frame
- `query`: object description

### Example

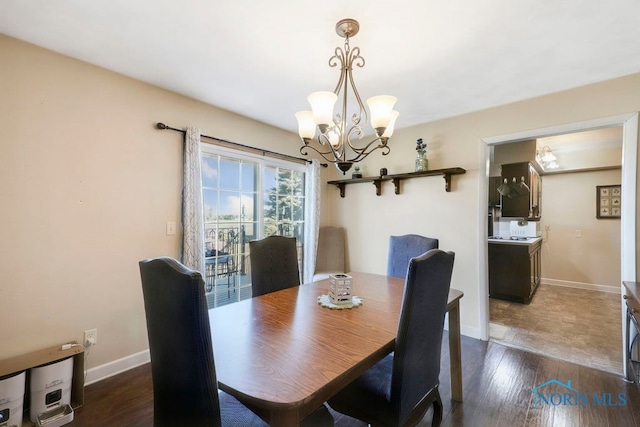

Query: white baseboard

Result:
[443,312,482,340]
[541,278,621,294]
[460,325,481,340]
[85,349,150,386]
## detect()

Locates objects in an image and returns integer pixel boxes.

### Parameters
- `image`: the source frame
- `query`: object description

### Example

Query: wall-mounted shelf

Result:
[327,167,466,197]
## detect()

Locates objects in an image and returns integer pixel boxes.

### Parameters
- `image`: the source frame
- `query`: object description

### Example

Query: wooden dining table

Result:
[208,272,464,426]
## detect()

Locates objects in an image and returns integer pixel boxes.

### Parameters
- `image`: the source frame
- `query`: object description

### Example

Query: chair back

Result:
[386,234,439,278]
[139,257,221,427]
[313,226,346,281]
[249,235,300,297]
[390,249,454,427]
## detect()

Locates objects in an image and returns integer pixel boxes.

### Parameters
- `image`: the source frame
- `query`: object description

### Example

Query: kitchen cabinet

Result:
[500,162,542,219]
[489,238,542,304]
[488,176,502,207]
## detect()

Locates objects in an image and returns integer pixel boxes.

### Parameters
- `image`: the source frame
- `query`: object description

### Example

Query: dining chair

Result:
[386,234,439,278]
[139,257,266,426]
[328,249,455,427]
[249,235,300,297]
[139,257,333,427]
[313,226,346,281]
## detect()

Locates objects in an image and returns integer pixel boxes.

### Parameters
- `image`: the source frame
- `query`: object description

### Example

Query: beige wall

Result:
[2,32,639,367]
[540,169,621,287]
[326,74,640,336]
[0,35,312,365]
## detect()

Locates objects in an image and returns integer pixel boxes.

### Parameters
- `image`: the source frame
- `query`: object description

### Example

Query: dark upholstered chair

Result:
[386,234,439,278]
[140,257,334,426]
[139,257,266,426]
[313,226,346,281]
[249,235,301,297]
[328,249,455,427]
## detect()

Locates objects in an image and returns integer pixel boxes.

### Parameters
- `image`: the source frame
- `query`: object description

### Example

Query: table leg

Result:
[624,307,633,382]
[448,301,463,402]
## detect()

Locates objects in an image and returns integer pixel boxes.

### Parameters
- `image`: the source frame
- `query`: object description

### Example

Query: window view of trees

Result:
[263,167,305,240]
[200,151,306,308]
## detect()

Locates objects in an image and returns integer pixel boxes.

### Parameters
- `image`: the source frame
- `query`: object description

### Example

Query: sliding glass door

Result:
[201,147,307,308]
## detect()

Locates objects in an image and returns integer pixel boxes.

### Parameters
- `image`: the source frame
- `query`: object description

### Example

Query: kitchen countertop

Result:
[487,236,542,246]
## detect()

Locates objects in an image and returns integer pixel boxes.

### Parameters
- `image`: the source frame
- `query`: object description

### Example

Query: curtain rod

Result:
[156,122,326,167]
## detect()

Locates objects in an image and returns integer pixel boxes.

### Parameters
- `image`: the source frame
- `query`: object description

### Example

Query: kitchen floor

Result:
[490,284,623,375]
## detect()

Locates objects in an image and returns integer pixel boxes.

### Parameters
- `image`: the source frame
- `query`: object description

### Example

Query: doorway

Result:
[478,113,638,375]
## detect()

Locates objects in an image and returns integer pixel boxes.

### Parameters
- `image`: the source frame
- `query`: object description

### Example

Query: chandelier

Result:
[295,19,399,174]
[536,146,559,170]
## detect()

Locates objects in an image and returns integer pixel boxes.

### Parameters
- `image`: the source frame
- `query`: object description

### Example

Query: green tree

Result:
[264,168,304,237]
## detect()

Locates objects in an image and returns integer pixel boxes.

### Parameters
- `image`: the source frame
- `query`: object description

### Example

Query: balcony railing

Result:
[204,223,305,309]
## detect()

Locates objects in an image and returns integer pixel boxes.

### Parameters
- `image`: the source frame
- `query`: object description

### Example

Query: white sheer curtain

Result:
[303,159,322,283]
[181,127,205,274]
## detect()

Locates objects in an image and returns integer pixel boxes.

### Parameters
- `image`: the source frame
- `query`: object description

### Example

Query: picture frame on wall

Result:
[596,184,621,219]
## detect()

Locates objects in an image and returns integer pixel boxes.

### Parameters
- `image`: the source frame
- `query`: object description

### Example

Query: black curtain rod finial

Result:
[156,122,168,130]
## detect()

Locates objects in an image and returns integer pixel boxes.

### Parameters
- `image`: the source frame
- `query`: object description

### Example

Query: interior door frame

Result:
[477,112,638,375]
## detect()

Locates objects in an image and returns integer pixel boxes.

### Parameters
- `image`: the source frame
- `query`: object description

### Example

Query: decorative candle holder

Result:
[328,274,353,305]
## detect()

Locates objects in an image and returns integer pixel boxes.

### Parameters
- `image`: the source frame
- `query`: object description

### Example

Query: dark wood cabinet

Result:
[489,239,542,304]
[500,162,541,219]
[488,176,502,207]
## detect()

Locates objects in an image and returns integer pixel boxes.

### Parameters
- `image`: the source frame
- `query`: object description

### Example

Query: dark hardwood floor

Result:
[68,333,640,426]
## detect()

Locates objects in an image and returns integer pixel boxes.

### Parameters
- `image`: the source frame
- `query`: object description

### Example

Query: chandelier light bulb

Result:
[295,111,316,140]
[381,110,400,139]
[308,91,338,131]
[546,160,559,169]
[327,130,340,147]
[367,95,397,135]
[542,152,556,162]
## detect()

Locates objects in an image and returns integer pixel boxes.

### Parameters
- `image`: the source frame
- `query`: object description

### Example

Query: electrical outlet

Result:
[84,329,98,347]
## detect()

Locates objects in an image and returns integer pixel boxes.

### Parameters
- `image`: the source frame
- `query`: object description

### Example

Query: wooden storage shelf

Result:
[327,167,466,197]
[0,342,85,419]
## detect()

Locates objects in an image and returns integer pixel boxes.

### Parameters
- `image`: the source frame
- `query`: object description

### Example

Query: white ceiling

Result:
[3,1,640,134]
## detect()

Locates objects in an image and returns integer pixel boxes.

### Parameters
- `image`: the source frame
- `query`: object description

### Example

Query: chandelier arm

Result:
[302,133,345,159]
[318,131,345,162]
[300,141,346,164]
[347,66,366,128]
[300,143,333,157]
[345,45,366,128]
[330,48,347,101]
[347,142,391,163]
[329,47,345,69]
[345,124,364,147]
[347,136,388,157]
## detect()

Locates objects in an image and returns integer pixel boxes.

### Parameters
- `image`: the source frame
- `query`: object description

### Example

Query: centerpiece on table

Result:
[329,274,353,305]
[317,274,362,309]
